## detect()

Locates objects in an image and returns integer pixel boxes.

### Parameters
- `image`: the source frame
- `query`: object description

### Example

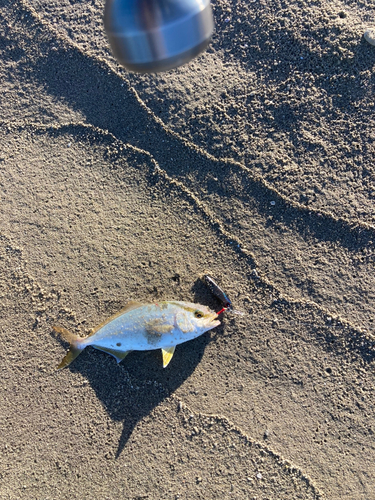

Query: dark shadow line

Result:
[271,299,375,365]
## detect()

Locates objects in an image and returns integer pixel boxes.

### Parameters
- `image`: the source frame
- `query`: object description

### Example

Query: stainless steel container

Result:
[104,0,214,73]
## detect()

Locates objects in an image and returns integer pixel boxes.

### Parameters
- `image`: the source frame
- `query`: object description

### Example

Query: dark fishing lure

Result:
[203,275,244,316]
[203,275,233,314]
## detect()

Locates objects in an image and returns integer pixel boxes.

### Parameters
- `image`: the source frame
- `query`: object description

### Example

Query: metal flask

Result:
[104,0,214,73]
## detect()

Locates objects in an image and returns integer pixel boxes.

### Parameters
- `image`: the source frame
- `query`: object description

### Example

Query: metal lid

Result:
[104,0,214,73]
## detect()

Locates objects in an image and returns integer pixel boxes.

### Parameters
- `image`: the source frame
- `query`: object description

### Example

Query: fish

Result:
[53,300,220,370]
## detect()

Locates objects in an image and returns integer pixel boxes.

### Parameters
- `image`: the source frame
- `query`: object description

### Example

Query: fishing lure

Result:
[203,275,232,313]
[203,275,244,316]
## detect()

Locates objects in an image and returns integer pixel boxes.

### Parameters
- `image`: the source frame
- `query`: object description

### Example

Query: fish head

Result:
[191,305,221,333]
[171,302,220,337]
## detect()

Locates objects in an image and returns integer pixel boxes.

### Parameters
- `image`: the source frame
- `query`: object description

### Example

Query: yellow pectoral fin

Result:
[161,346,176,368]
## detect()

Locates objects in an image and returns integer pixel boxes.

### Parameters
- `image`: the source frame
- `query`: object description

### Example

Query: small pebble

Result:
[256,472,263,479]
[251,269,259,278]
[364,29,375,46]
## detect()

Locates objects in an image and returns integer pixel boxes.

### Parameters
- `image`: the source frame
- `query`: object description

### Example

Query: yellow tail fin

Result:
[53,326,85,370]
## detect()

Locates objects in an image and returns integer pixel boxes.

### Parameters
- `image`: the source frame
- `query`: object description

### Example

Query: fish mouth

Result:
[207,313,221,329]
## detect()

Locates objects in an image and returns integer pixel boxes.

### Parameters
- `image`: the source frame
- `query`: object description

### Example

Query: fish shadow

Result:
[60,281,224,458]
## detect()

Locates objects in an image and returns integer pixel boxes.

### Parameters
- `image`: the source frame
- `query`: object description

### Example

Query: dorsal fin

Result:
[88,301,144,338]
[161,346,176,368]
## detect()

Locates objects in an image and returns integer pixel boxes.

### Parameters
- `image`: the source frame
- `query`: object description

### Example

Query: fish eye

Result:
[194,310,204,319]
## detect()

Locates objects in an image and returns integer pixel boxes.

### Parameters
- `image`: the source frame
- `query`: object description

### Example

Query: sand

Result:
[0,0,375,498]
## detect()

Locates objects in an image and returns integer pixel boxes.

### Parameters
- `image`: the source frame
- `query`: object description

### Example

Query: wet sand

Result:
[0,1,375,498]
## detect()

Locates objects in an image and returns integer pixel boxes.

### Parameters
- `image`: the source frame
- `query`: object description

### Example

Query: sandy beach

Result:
[1,0,375,498]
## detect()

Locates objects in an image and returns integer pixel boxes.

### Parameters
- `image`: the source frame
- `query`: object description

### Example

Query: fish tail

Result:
[53,326,85,370]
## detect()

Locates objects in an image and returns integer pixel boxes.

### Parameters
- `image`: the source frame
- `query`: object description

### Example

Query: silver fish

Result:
[54,300,220,369]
